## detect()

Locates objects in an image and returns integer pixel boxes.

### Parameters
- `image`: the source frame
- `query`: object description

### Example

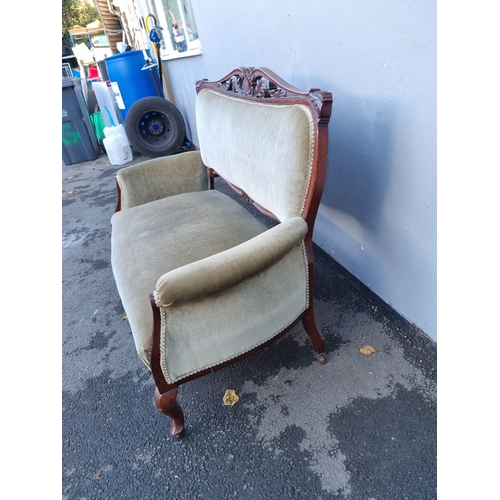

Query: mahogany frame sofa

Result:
[111,67,333,436]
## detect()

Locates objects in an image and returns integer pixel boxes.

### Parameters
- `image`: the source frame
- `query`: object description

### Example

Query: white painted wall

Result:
[159,0,437,341]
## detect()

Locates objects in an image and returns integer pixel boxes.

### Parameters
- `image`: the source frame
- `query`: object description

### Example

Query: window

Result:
[150,0,202,59]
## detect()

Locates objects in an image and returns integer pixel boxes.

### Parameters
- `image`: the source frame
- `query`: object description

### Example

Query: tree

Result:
[62,0,99,40]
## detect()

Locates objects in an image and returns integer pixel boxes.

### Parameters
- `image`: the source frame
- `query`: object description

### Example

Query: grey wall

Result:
[161,0,437,341]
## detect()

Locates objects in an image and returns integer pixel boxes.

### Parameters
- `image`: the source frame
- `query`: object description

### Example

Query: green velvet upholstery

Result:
[111,191,307,380]
[116,150,209,210]
[111,82,319,386]
[155,238,308,384]
[112,189,271,368]
[155,216,308,307]
[196,89,315,222]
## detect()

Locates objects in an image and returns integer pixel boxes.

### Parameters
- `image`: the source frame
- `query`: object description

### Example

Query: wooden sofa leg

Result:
[154,386,185,436]
[302,310,327,364]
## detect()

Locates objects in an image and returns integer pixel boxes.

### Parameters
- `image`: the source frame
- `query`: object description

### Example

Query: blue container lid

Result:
[104,49,151,62]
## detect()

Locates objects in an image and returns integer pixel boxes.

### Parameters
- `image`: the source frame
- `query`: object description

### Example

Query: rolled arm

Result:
[116,150,209,210]
[155,216,308,307]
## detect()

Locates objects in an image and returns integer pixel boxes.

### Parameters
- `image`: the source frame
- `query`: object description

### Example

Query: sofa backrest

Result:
[195,68,332,225]
[196,88,315,222]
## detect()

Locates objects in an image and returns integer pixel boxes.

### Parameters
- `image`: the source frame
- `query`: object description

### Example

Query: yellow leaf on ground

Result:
[223,389,239,406]
[360,345,377,355]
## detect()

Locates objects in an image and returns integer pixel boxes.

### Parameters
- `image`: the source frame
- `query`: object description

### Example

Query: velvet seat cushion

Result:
[112,189,309,382]
[111,189,268,366]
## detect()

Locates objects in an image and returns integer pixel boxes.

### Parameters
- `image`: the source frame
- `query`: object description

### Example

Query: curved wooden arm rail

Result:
[111,67,332,436]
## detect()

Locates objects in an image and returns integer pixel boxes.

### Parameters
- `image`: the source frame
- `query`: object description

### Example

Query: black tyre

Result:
[125,96,186,158]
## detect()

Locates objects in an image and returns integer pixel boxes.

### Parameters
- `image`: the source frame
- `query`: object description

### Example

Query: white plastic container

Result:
[103,124,133,165]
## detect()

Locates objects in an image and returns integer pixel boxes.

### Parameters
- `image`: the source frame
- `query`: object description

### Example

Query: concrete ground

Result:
[62,151,437,499]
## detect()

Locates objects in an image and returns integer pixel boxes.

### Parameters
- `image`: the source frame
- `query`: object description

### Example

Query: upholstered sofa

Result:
[111,67,333,436]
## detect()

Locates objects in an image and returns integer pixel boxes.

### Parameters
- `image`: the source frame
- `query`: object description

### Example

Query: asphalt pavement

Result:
[62,151,437,499]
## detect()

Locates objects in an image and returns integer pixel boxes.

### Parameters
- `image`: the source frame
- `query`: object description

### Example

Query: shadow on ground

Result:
[62,153,436,499]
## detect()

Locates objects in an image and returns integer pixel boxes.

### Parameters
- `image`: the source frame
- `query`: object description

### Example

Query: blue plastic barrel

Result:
[104,50,162,121]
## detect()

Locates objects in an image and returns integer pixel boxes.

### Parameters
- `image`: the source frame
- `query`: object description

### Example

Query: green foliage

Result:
[62,0,100,39]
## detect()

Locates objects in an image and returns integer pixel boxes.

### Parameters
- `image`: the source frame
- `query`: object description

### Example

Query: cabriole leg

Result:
[154,386,185,436]
[302,310,327,364]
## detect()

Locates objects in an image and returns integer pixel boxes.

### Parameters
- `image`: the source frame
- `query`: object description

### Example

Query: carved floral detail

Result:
[197,68,332,121]
[219,70,287,98]
[309,90,325,118]
[195,80,205,93]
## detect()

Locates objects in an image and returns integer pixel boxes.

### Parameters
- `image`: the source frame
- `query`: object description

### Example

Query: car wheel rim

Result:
[138,111,174,145]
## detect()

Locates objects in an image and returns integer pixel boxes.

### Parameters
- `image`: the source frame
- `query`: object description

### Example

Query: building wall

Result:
[161,0,437,341]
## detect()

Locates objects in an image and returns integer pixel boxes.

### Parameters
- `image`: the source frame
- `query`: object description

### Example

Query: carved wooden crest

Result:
[196,67,332,122]
[220,68,287,98]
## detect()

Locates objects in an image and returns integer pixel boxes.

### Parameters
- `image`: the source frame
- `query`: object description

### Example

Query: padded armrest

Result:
[155,216,308,307]
[116,150,209,210]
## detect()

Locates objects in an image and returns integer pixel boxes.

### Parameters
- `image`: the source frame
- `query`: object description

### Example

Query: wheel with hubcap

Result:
[125,96,186,158]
